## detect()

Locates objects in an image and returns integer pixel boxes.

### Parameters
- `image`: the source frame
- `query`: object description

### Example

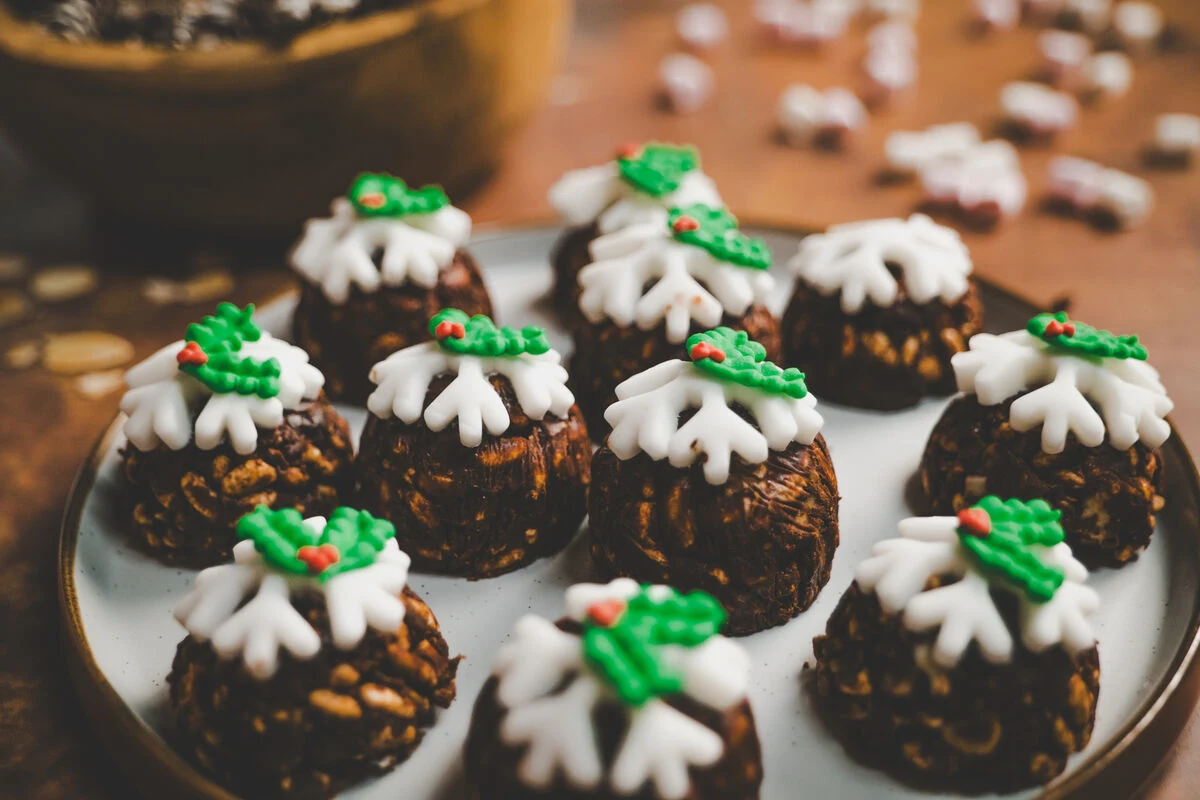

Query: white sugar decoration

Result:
[1154,113,1200,160]
[788,214,972,314]
[953,329,1172,453]
[605,359,823,484]
[1046,156,1154,230]
[972,0,1019,30]
[174,524,412,680]
[1064,0,1113,33]
[577,222,775,344]
[492,580,750,799]
[659,53,716,115]
[757,0,857,46]
[1114,1,1163,51]
[777,85,867,148]
[291,198,472,305]
[1001,82,1078,136]
[886,123,981,176]
[1082,52,1133,99]
[1039,30,1092,88]
[121,335,324,456]
[865,0,920,18]
[920,139,1027,221]
[856,515,1099,667]
[367,341,574,448]
[548,162,721,236]
[677,3,729,50]
[863,44,917,101]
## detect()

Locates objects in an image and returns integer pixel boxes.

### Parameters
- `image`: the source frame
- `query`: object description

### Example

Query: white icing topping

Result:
[886,123,981,176]
[291,198,472,304]
[174,522,412,680]
[953,329,1173,453]
[491,580,749,799]
[855,515,1099,667]
[366,341,574,447]
[604,359,824,485]
[788,214,972,314]
[547,162,722,235]
[919,139,1028,219]
[120,334,324,455]
[578,222,775,343]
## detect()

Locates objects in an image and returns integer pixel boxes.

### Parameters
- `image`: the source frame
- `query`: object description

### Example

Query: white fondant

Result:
[1046,156,1153,229]
[1083,52,1133,99]
[1155,113,1200,158]
[677,3,730,50]
[659,53,715,114]
[1001,82,1078,134]
[291,198,471,304]
[366,340,574,447]
[1114,1,1163,51]
[577,222,776,343]
[547,161,722,235]
[855,515,1099,667]
[1039,30,1092,87]
[604,359,824,485]
[789,214,972,314]
[920,139,1027,220]
[174,524,412,680]
[777,85,867,148]
[953,329,1173,453]
[886,123,981,176]
[610,700,725,799]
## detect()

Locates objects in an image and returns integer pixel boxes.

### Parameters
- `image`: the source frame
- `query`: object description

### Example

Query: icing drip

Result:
[788,213,972,314]
[548,161,722,235]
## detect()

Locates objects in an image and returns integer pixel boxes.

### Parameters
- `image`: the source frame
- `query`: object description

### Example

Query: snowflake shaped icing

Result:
[290,190,472,304]
[577,210,776,343]
[548,143,722,236]
[953,319,1172,453]
[605,339,824,485]
[120,304,324,455]
[855,500,1099,668]
[788,214,973,314]
[367,312,574,447]
[492,580,750,800]
[174,508,412,680]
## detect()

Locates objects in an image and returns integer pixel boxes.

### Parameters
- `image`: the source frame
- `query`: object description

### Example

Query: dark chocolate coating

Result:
[808,582,1099,794]
[780,278,983,411]
[356,374,592,578]
[918,393,1164,568]
[121,395,355,569]
[571,307,781,440]
[549,222,599,327]
[291,249,493,405]
[589,434,839,636]
[169,587,459,800]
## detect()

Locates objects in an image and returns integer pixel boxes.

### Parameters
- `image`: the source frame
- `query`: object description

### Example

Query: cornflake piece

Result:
[1081,52,1133,99]
[1039,30,1092,87]
[1046,156,1153,229]
[1113,1,1163,51]
[972,0,1019,30]
[886,122,981,176]
[778,85,867,148]
[1154,113,1200,161]
[677,4,729,51]
[1063,0,1112,34]
[1001,82,1078,137]
[921,140,1027,225]
[659,53,715,114]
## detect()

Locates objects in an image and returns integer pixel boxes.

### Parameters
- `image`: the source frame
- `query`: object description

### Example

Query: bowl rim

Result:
[0,0,489,73]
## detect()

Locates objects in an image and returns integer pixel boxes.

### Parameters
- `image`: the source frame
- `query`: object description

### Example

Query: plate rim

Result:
[57,223,1200,800]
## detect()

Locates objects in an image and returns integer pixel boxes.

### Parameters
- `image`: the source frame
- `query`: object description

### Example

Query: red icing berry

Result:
[358,191,387,209]
[434,320,466,340]
[689,342,726,363]
[672,215,700,234]
[957,508,992,538]
[176,341,208,366]
[586,599,627,628]
[1044,320,1076,338]
[616,142,641,159]
[297,543,340,575]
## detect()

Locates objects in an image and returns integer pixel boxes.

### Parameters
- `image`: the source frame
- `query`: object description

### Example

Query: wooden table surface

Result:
[1,0,1198,796]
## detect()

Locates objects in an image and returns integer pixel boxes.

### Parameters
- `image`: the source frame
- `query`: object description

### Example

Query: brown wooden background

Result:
[1,0,1198,796]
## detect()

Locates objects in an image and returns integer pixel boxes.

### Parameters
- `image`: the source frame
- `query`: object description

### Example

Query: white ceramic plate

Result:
[60,224,1200,800]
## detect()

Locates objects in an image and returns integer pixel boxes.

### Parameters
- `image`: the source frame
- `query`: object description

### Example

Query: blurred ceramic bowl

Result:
[0,0,569,232]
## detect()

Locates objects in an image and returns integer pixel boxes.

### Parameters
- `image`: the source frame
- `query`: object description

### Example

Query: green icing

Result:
[686,327,808,399]
[581,586,726,707]
[957,496,1066,603]
[347,172,450,219]
[667,205,772,270]
[429,308,551,358]
[179,303,281,399]
[237,505,396,581]
[616,143,700,197]
[1027,312,1148,361]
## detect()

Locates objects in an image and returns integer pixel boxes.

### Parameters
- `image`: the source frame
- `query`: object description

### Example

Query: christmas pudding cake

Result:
[782,214,984,410]
[547,142,722,324]
[169,505,459,799]
[290,173,492,403]
[120,302,354,568]
[919,312,1172,567]
[464,578,762,800]
[357,309,591,578]
[589,327,838,636]
[809,496,1100,792]
[571,204,780,435]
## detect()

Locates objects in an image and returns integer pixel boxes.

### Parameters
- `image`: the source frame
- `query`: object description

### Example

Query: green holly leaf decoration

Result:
[956,495,1066,603]
[428,308,551,358]
[667,205,772,271]
[1027,312,1148,361]
[616,142,700,197]
[347,172,450,219]
[237,505,396,581]
[581,586,727,707]
[686,327,808,399]
[177,303,281,399]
